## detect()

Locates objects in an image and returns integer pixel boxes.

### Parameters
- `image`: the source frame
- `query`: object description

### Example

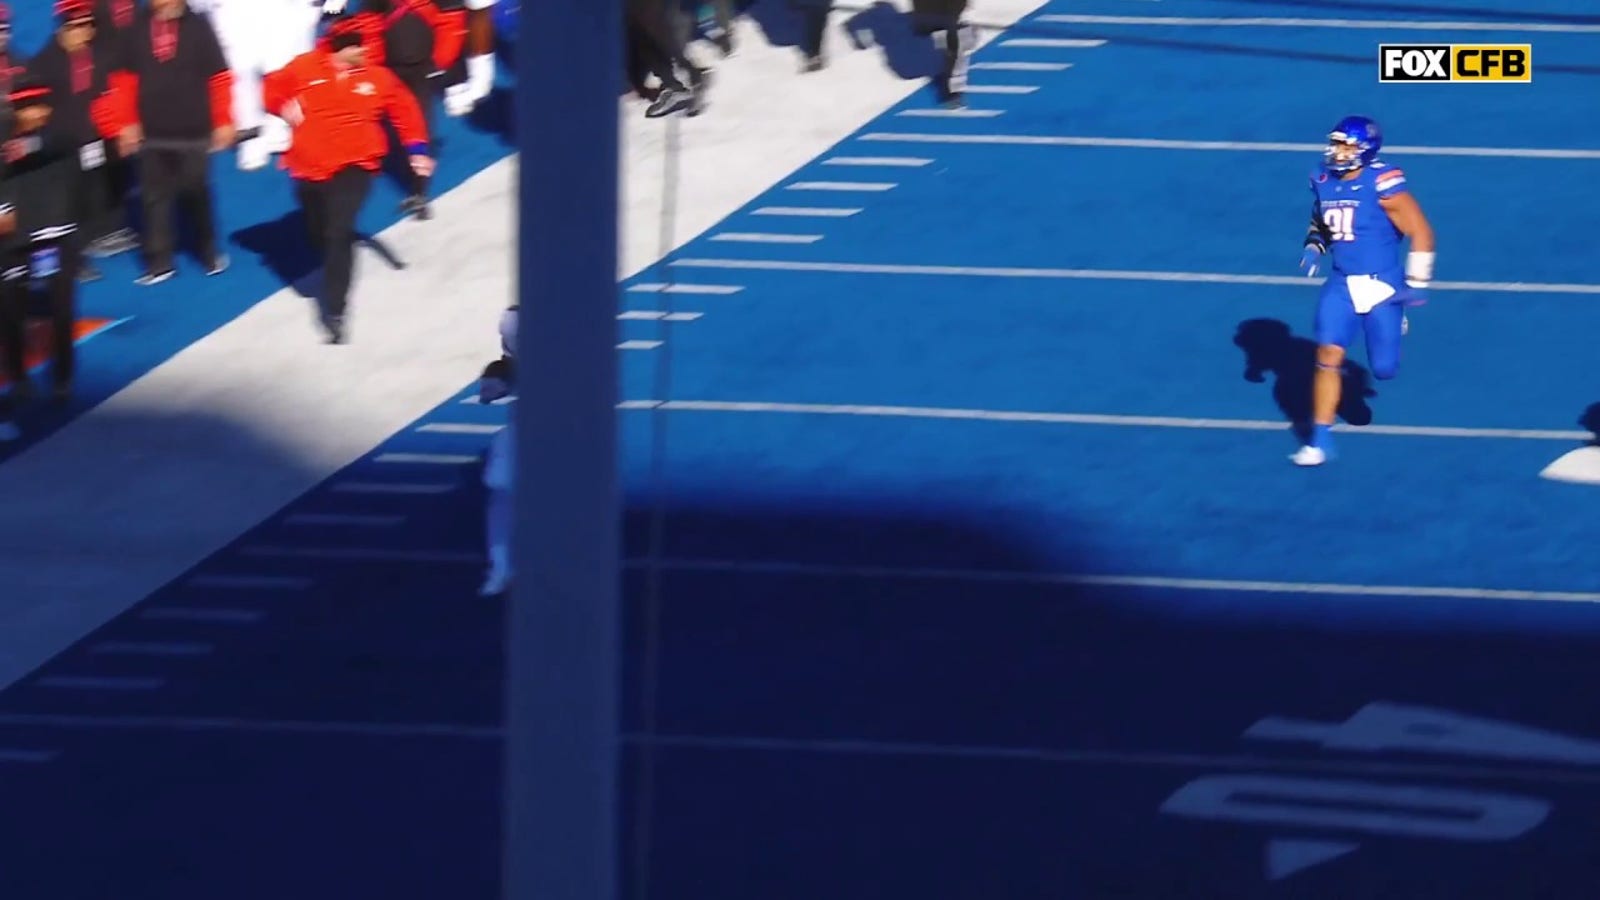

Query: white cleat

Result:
[1290,445,1327,467]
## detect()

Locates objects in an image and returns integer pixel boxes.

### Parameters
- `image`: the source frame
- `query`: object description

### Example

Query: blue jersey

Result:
[1309,160,1410,277]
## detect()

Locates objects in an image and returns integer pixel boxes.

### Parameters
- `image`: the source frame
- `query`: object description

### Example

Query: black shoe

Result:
[803,54,825,73]
[645,86,692,118]
[321,314,346,344]
[206,253,230,276]
[50,382,71,405]
[402,195,433,220]
[77,263,104,284]
[135,268,175,286]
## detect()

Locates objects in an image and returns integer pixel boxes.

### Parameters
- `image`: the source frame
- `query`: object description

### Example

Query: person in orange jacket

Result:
[323,0,465,219]
[262,23,433,344]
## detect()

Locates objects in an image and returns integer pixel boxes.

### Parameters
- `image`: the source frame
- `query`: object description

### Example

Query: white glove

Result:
[322,0,347,14]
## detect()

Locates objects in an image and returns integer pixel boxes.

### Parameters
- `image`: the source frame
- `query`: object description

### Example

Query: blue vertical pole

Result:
[504,0,621,897]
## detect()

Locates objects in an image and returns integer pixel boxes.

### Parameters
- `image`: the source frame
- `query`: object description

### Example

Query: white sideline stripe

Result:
[239,545,482,564]
[0,712,502,740]
[711,232,825,244]
[627,283,744,294]
[0,749,57,764]
[787,181,897,191]
[1001,37,1108,47]
[418,422,502,435]
[971,61,1072,71]
[965,85,1040,94]
[627,732,1600,785]
[374,452,478,465]
[859,132,1600,160]
[896,108,1005,118]
[281,513,406,527]
[1036,13,1600,32]
[140,608,265,624]
[623,557,1600,604]
[34,676,167,691]
[186,574,312,590]
[670,257,1600,295]
[618,311,704,321]
[616,399,1591,441]
[331,481,457,495]
[823,156,931,167]
[752,206,863,217]
[92,641,214,657]
[618,340,665,350]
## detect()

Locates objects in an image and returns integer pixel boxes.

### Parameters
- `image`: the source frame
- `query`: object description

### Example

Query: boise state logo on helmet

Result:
[1324,116,1381,174]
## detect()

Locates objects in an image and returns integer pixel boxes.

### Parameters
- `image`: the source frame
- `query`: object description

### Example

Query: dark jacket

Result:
[0,119,80,251]
[103,8,231,141]
[95,0,141,35]
[387,15,437,75]
[27,40,114,147]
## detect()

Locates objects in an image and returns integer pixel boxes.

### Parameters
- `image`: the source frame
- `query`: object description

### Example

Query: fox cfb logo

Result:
[1379,44,1532,82]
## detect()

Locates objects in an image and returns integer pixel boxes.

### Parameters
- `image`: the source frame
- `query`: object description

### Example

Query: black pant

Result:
[296,167,373,321]
[0,242,77,403]
[627,0,702,90]
[938,23,975,96]
[791,0,831,59]
[140,143,217,273]
[391,64,435,197]
[74,140,128,246]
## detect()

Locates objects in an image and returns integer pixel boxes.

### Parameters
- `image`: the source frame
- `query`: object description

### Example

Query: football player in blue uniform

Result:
[1293,115,1435,466]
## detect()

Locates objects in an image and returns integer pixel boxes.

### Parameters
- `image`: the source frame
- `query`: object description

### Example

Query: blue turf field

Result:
[5,0,1600,896]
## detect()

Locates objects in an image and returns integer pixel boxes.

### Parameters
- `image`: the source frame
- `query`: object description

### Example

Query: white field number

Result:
[1160,703,1599,868]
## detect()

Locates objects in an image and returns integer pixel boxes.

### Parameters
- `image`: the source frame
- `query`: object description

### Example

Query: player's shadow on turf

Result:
[841,3,945,81]
[1234,318,1375,435]
[231,213,405,301]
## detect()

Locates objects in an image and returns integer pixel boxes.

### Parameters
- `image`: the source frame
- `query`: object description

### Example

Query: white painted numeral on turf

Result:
[1246,702,1600,766]
[1161,775,1549,842]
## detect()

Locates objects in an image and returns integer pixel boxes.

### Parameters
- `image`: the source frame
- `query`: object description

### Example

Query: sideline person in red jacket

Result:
[262,23,432,344]
[322,0,465,219]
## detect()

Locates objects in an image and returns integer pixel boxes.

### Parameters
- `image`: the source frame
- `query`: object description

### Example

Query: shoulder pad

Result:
[1373,166,1408,193]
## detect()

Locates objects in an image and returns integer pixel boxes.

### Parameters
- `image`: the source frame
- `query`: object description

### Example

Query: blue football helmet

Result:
[1324,115,1382,173]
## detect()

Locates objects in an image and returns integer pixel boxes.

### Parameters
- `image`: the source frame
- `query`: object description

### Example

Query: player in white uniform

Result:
[477,304,517,596]
[192,0,323,170]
